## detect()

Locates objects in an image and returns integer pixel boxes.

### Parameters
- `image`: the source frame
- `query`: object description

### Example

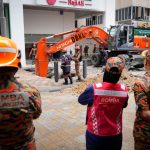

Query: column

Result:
[104,0,116,31]
[9,0,26,67]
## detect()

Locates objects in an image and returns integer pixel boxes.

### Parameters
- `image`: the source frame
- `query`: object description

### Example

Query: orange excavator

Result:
[35,25,150,77]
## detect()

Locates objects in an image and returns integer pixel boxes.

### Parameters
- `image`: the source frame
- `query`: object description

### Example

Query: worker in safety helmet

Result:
[78,57,129,150]
[60,49,73,85]
[133,49,150,150]
[0,37,42,150]
[72,45,82,81]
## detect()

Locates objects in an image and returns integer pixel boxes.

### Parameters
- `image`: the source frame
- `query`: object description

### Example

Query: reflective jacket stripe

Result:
[0,48,16,53]
[95,89,127,97]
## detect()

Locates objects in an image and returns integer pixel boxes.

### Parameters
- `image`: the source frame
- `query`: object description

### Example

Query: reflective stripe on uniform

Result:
[0,92,30,109]
[0,47,16,53]
[95,89,127,97]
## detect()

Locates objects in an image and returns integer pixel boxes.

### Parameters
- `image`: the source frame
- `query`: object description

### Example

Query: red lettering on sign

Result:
[68,0,84,6]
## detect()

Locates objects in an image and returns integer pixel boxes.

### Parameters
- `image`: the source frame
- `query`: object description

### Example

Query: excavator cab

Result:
[108,25,134,50]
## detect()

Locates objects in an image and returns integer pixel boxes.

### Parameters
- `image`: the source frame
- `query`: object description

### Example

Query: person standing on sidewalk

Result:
[84,45,89,58]
[29,43,37,64]
[60,49,73,85]
[72,45,82,81]
[78,57,129,150]
[0,36,42,150]
[133,49,150,150]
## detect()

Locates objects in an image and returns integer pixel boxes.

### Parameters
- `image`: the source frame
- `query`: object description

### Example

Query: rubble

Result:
[67,69,138,95]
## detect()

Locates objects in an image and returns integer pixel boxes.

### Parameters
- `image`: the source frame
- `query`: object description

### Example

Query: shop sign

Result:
[68,0,84,6]
[59,0,92,7]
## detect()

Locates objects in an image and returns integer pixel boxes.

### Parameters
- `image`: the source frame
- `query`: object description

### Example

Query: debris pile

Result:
[69,69,138,95]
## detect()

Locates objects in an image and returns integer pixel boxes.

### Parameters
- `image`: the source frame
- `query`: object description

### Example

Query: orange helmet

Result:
[0,36,20,68]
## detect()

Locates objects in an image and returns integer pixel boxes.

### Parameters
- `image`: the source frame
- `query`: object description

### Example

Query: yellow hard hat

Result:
[0,36,20,68]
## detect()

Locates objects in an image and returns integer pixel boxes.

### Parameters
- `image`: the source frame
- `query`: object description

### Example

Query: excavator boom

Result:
[35,26,109,77]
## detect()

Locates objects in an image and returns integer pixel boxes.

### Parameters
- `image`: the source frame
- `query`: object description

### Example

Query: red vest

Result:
[87,82,128,136]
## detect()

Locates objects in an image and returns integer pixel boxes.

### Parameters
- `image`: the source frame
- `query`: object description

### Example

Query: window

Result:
[98,16,101,24]
[132,6,136,19]
[0,4,10,37]
[125,7,128,20]
[141,7,144,19]
[86,15,103,26]
[122,8,125,20]
[116,10,119,21]
[128,7,131,19]
[119,9,121,20]
[129,26,134,43]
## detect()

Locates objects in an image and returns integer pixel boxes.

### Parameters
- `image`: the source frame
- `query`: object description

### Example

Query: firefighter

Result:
[72,45,82,81]
[133,49,150,150]
[60,49,73,85]
[0,36,42,150]
[78,57,129,150]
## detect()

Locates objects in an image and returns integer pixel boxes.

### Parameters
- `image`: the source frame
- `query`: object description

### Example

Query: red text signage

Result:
[68,0,84,6]
[59,0,92,7]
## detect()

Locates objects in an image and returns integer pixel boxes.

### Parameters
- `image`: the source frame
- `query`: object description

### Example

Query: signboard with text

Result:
[36,0,95,9]
[58,0,92,7]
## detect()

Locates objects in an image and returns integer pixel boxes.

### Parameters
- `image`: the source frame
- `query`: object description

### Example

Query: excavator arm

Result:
[35,26,109,77]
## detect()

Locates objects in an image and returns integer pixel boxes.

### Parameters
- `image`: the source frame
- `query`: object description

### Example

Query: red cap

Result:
[105,57,125,74]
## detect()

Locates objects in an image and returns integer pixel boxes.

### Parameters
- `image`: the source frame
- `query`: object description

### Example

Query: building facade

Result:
[116,0,150,27]
[1,0,115,67]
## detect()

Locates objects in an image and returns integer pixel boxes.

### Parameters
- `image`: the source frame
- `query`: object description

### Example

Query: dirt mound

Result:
[68,69,138,95]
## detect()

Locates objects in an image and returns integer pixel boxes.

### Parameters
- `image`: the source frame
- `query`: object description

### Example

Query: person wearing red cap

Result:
[133,50,150,150]
[72,45,82,81]
[78,57,129,150]
[60,49,73,85]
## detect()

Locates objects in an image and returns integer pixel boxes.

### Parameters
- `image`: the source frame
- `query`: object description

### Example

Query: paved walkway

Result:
[16,66,135,150]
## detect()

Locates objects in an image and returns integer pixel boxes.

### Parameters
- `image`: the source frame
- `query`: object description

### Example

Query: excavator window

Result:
[129,26,134,43]
[118,26,128,47]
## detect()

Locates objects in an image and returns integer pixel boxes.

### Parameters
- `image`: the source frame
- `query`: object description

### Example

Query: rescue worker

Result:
[78,57,129,150]
[29,43,37,64]
[84,45,89,58]
[0,36,42,150]
[60,49,73,85]
[133,49,150,150]
[72,45,82,81]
